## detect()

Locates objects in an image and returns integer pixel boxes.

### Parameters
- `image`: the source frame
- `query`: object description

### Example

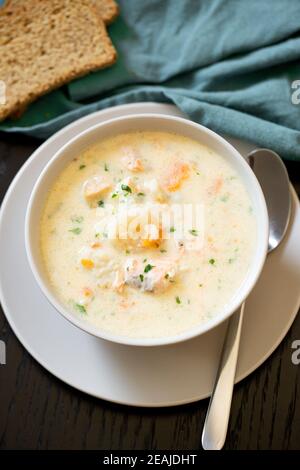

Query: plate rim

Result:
[0,102,299,407]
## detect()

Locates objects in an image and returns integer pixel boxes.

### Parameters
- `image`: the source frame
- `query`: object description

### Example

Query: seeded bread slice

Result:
[4,0,119,25]
[0,0,117,121]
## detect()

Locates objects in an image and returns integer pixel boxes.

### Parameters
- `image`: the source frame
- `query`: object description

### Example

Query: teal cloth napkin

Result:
[1,0,300,160]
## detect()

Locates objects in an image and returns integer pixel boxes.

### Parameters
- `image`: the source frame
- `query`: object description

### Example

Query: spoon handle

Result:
[201,302,245,450]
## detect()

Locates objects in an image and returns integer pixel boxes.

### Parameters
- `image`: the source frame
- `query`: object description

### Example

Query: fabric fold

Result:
[0,0,299,160]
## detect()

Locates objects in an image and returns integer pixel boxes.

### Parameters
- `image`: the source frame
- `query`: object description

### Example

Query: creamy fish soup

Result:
[40,131,256,338]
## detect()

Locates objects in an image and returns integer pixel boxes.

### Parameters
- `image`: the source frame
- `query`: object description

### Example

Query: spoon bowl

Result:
[247,149,291,252]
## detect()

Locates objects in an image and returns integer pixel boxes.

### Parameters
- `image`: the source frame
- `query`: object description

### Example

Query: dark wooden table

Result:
[0,133,299,451]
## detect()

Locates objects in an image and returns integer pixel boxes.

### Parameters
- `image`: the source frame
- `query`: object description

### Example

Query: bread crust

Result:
[0,0,117,121]
[93,0,119,24]
[4,0,119,25]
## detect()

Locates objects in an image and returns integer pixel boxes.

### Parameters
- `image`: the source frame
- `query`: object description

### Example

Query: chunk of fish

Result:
[123,258,177,293]
[83,175,111,205]
[122,146,144,172]
[143,178,168,203]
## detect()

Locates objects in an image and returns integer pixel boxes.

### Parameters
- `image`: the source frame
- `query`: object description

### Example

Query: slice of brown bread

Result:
[1,0,118,45]
[4,0,119,25]
[0,0,117,122]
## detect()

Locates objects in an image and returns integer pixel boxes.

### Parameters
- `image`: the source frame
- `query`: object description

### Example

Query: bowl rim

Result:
[25,113,269,347]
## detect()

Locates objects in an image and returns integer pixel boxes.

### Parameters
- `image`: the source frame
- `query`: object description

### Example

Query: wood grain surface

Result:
[0,133,299,450]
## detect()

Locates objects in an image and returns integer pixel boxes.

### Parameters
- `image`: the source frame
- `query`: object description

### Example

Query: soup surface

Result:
[40,131,256,338]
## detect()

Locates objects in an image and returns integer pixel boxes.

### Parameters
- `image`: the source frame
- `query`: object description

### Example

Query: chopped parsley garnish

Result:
[209,258,216,265]
[160,249,167,253]
[143,258,147,263]
[228,258,235,264]
[189,229,198,236]
[69,227,82,235]
[104,163,109,172]
[144,264,154,273]
[79,164,86,170]
[175,296,181,304]
[139,274,144,282]
[97,200,104,207]
[121,184,132,193]
[220,194,229,202]
[111,193,118,199]
[137,192,145,196]
[75,303,86,314]
[170,227,176,233]
[71,216,83,223]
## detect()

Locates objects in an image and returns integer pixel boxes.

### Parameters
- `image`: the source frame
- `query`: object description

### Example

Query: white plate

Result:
[0,103,299,407]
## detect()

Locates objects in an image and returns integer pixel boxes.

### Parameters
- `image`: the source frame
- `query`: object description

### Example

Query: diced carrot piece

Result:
[210,177,223,195]
[132,158,143,172]
[141,225,163,248]
[141,239,160,248]
[82,287,93,297]
[81,258,94,269]
[90,241,101,249]
[163,161,190,192]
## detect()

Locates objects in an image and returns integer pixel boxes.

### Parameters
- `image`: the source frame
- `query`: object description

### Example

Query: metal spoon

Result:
[201,148,291,450]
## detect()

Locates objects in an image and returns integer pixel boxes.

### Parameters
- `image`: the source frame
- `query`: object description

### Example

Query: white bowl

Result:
[25,114,269,347]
